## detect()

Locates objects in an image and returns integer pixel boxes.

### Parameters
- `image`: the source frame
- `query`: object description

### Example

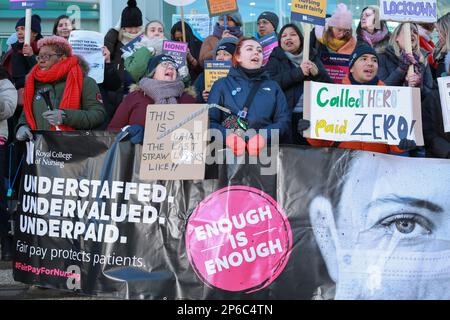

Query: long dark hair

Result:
[0,66,10,80]
[170,21,203,60]
[52,15,74,36]
[278,23,304,54]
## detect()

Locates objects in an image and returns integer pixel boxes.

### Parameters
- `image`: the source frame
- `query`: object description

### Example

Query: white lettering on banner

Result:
[19,175,171,244]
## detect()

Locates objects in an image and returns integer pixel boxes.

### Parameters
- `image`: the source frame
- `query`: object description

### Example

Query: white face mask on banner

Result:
[309,153,450,300]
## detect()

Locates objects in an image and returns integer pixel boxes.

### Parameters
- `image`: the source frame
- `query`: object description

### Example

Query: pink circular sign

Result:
[186,186,292,293]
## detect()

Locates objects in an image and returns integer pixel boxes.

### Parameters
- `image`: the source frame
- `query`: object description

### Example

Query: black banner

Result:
[13,131,450,300]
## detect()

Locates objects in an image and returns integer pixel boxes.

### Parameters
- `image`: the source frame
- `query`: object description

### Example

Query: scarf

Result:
[399,49,425,85]
[24,56,83,131]
[285,51,304,67]
[212,23,243,39]
[119,27,144,45]
[319,36,348,53]
[360,25,389,47]
[237,65,265,80]
[139,78,185,104]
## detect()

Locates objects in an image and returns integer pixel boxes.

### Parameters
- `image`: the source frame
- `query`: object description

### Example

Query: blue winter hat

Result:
[349,44,378,70]
[147,54,177,78]
[16,14,42,34]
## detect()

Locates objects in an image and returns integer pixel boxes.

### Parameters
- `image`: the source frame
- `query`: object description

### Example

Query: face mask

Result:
[327,216,450,300]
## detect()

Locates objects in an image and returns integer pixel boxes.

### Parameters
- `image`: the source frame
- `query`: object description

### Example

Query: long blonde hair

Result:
[437,13,450,51]
[389,22,424,63]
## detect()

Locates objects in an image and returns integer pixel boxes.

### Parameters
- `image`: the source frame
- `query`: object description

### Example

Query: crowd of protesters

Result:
[0,0,450,259]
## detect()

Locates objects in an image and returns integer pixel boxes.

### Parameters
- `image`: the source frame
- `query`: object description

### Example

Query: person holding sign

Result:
[300,44,415,154]
[378,23,435,99]
[125,21,167,83]
[355,6,391,54]
[199,13,243,67]
[107,54,196,142]
[194,38,236,103]
[314,3,357,55]
[52,15,74,40]
[208,37,290,156]
[265,23,332,144]
[15,36,107,140]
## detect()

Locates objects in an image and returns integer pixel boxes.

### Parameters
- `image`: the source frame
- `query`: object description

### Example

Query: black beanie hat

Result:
[349,44,378,70]
[214,42,236,56]
[147,54,177,78]
[16,14,42,34]
[121,0,143,28]
[257,11,279,32]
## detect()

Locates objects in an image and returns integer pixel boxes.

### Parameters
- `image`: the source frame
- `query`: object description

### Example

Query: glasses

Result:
[160,61,177,70]
[36,53,62,62]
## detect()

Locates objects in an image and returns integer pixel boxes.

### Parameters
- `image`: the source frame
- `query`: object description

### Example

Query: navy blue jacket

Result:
[208,67,291,142]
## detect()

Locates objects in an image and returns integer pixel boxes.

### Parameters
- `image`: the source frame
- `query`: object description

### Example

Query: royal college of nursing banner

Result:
[13,131,450,300]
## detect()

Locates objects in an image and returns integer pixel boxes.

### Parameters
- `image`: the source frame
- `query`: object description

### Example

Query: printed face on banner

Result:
[303,81,424,145]
[186,186,292,293]
[309,152,450,299]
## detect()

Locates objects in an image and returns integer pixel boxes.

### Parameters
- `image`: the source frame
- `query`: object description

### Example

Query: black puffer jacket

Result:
[422,89,450,159]
[265,46,332,112]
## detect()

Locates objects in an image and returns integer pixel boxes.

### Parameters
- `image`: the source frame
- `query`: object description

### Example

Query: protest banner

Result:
[291,0,327,61]
[303,81,424,145]
[10,0,46,9]
[438,76,450,132]
[163,40,188,69]
[164,0,198,42]
[320,52,351,84]
[140,104,209,180]
[172,14,213,41]
[204,60,231,91]
[379,0,437,23]
[258,32,278,66]
[13,132,450,299]
[69,30,105,84]
[206,0,238,17]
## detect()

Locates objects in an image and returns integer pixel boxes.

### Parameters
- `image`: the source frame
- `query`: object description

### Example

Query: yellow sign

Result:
[204,60,231,92]
[291,0,327,25]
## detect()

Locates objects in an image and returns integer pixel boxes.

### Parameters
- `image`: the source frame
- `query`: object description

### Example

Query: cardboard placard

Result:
[437,76,450,132]
[258,32,279,66]
[162,40,188,69]
[69,30,105,84]
[204,60,231,91]
[291,0,327,25]
[206,0,239,17]
[140,104,209,181]
[303,81,424,145]
[379,0,437,23]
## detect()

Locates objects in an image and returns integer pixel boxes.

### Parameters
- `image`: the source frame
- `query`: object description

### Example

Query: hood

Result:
[76,55,90,76]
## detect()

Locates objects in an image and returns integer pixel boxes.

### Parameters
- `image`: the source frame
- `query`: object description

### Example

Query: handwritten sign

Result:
[69,30,104,83]
[258,32,278,66]
[320,52,351,84]
[438,76,450,132]
[10,0,46,9]
[140,104,209,181]
[380,0,437,23]
[206,0,238,17]
[303,81,424,145]
[162,40,188,69]
[204,60,231,91]
[291,0,327,25]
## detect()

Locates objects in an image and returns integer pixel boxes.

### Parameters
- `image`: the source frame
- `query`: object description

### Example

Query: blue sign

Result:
[10,0,47,9]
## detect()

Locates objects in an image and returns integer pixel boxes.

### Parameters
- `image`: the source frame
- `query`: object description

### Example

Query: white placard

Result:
[379,0,437,23]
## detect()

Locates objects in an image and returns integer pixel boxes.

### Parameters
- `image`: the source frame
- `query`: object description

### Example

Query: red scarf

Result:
[24,56,83,130]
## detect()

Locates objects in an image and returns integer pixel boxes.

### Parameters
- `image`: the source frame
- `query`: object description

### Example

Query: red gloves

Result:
[226,133,246,156]
[225,134,266,156]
